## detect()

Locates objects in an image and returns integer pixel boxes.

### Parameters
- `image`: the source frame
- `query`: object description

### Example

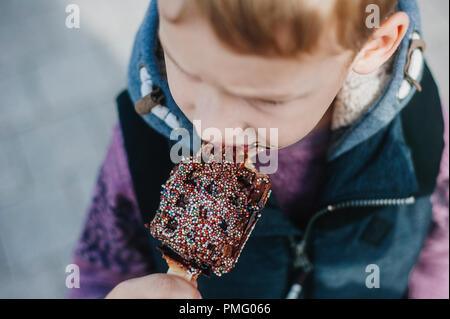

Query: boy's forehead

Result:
[159,3,352,99]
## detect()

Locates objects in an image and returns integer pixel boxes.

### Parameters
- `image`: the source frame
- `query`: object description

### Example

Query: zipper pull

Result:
[286,283,303,299]
[287,238,314,299]
[293,241,313,273]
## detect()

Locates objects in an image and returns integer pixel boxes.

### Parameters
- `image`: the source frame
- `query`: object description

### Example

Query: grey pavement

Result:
[0,0,148,298]
[0,0,448,298]
[417,0,449,107]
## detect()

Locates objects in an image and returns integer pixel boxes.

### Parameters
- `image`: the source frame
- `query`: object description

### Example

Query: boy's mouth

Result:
[203,139,271,150]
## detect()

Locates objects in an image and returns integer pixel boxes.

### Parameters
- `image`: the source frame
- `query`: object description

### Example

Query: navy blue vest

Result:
[117,63,445,298]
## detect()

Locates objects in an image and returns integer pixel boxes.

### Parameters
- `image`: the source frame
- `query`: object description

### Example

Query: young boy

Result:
[70,0,448,299]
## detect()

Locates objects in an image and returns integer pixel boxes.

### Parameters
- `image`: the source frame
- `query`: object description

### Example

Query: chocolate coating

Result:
[149,155,272,277]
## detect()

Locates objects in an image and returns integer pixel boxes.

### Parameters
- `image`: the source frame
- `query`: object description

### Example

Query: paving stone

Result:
[0,136,33,209]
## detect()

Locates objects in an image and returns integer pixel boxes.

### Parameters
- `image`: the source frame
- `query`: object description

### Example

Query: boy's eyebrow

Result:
[159,36,311,102]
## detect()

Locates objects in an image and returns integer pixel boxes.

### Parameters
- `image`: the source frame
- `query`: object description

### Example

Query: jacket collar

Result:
[327,0,424,161]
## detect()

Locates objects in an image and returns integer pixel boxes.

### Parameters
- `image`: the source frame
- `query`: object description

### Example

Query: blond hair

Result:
[171,0,398,57]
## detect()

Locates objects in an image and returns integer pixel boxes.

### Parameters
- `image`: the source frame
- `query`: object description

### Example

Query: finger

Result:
[190,278,198,289]
[156,274,202,299]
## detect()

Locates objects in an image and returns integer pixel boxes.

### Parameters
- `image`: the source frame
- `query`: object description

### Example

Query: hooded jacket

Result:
[70,0,448,299]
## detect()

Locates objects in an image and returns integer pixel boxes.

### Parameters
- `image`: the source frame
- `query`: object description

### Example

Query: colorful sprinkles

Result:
[149,153,272,277]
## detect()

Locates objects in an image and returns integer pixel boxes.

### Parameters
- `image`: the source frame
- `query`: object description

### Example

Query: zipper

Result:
[286,195,415,299]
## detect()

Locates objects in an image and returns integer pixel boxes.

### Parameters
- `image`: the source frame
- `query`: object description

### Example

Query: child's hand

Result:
[105,273,202,299]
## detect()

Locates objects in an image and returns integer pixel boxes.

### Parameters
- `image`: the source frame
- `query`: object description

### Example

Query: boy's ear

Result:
[352,11,410,75]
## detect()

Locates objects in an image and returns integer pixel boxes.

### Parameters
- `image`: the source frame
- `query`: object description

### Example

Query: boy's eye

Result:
[177,65,201,82]
[166,52,202,81]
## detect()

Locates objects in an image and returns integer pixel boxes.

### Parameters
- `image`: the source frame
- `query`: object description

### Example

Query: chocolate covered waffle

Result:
[148,145,272,278]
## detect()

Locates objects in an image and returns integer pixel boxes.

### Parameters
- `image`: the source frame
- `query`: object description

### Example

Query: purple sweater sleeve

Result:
[68,124,153,299]
[408,104,449,299]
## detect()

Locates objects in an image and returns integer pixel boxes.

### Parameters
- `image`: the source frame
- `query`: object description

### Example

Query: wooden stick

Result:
[164,255,198,283]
